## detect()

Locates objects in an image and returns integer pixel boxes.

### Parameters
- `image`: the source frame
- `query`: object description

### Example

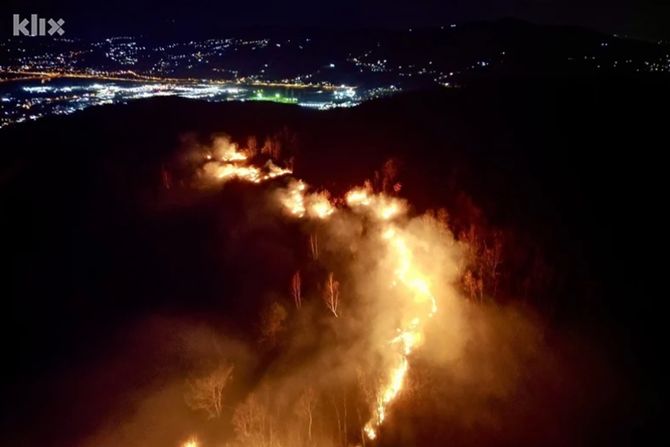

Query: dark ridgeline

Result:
[3,19,668,88]
[1,68,667,445]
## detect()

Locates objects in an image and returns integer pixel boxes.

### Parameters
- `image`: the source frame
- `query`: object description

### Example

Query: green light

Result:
[249,90,298,104]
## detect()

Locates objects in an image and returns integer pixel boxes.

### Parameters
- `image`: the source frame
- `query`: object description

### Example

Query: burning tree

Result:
[185,362,234,419]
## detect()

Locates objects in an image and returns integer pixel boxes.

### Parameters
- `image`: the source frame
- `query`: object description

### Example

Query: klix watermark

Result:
[13,14,65,37]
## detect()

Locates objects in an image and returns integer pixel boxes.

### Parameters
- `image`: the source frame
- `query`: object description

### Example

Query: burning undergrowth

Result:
[80,133,626,447]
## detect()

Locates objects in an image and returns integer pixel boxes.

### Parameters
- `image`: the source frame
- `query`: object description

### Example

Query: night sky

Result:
[3,0,669,41]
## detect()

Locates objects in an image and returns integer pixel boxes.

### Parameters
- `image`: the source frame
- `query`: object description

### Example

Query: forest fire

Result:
[199,136,293,185]
[361,223,438,439]
[183,135,461,445]
[4,15,659,442]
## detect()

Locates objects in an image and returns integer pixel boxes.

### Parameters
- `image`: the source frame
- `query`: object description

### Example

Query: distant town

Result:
[2,21,669,129]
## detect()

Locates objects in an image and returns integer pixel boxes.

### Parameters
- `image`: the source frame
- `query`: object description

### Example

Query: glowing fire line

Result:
[195,142,436,442]
[361,225,437,439]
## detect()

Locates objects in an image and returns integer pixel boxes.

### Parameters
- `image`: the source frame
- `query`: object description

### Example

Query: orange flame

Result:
[190,139,443,442]
[278,179,307,217]
[360,224,438,439]
[346,183,407,221]
[198,140,292,186]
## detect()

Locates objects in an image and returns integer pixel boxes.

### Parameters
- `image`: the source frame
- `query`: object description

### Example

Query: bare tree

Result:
[261,137,281,160]
[309,233,319,260]
[330,387,349,447]
[247,135,259,157]
[185,362,234,419]
[295,387,317,443]
[324,272,340,317]
[381,158,399,193]
[460,224,482,263]
[233,392,278,447]
[161,164,172,190]
[356,408,367,447]
[459,222,505,302]
[483,230,503,298]
[291,271,302,309]
[331,394,342,447]
[463,269,484,303]
[260,301,288,346]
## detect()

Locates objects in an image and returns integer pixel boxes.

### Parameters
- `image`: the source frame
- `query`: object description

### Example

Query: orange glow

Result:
[204,162,263,183]
[216,146,248,162]
[190,139,448,442]
[360,224,438,439]
[198,139,292,186]
[278,180,307,217]
[345,185,373,207]
[378,202,400,220]
[265,160,292,179]
[307,192,335,219]
[346,184,407,221]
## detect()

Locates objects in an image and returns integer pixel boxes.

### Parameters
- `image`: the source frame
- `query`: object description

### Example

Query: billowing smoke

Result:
[80,134,627,447]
